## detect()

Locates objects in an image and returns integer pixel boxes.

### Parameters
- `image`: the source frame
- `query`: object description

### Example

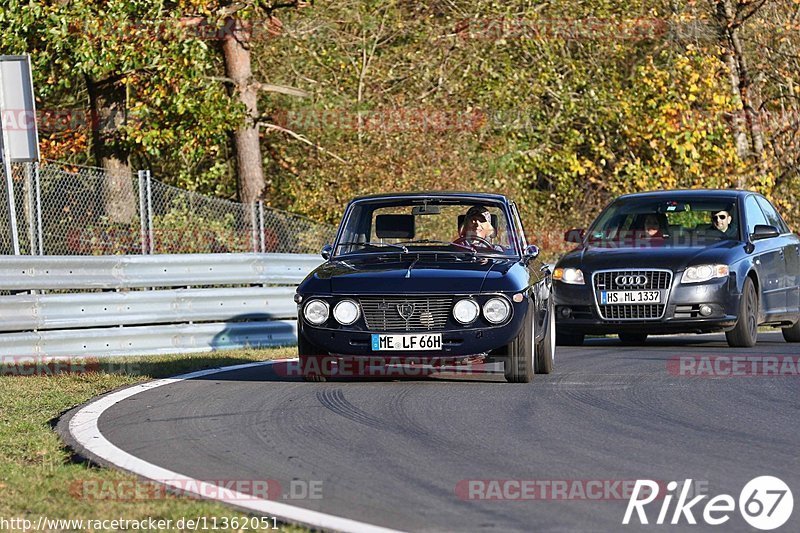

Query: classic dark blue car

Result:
[554,189,800,347]
[295,192,555,382]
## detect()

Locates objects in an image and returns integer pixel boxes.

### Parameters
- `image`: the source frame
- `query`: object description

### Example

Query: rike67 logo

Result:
[623,476,793,530]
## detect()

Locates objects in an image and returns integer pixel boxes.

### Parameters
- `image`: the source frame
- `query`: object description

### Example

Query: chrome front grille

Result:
[359,296,453,331]
[593,270,672,291]
[593,269,672,321]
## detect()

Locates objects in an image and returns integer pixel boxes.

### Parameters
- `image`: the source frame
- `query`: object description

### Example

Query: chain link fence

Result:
[0,160,337,256]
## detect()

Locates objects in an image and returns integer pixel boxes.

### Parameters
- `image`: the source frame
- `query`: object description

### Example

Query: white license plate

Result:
[371,333,442,351]
[600,290,661,304]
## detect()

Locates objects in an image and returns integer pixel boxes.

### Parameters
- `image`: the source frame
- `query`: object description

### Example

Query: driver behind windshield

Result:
[708,205,737,239]
[457,205,503,251]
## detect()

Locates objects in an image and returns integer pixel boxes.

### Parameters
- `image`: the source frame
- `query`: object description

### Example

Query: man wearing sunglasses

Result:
[457,205,503,251]
[708,207,737,239]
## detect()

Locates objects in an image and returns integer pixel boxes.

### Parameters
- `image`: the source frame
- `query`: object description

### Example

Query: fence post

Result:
[250,202,258,253]
[145,170,154,254]
[34,161,42,254]
[258,200,265,253]
[137,170,147,254]
[23,161,36,254]
[0,154,20,255]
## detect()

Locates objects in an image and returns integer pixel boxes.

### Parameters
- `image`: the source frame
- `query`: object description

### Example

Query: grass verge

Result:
[0,347,309,532]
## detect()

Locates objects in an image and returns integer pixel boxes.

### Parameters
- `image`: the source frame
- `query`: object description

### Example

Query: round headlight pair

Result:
[453,297,511,325]
[303,299,360,326]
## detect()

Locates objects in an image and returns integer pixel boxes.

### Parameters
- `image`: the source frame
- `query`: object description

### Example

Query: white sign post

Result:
[0,55,40,255]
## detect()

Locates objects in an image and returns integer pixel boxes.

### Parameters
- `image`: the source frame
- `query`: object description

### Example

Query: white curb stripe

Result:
[68,359,403,533]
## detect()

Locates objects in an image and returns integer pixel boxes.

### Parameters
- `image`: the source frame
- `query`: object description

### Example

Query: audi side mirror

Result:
[321,243,332,260]
[750,225,779,241]
[564,228,585,243]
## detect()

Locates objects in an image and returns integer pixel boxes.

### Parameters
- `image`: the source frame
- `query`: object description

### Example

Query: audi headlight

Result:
[483,297,511,324]
[333,299,360,325]
[681,264,730,284]
[453,298,480,324]
[303,299,329,325]
[553,267,585,285]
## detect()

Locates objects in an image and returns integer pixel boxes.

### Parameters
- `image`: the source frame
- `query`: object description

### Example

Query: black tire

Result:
[505,305,535,383]
[556,331,585,346]
[726,276,759,348]
[534,299,555,374]
[618,332,648,345]
[782,320,800,342]
[298,326,332,382]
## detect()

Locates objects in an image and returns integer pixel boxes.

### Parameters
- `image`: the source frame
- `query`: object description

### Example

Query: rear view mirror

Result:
[564,228,585,243]
[321,243,332,260]
[411,205,441,215]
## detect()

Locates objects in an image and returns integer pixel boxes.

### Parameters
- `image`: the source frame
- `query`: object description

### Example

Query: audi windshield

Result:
[586,196,742,247]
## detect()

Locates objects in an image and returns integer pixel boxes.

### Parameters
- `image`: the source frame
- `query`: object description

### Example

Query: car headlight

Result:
[681,264,730,284]
[483,297,511,324]
[453,298,480,324]
[303,299,329,325]
[553,267,585,285]
[333,299,360,325]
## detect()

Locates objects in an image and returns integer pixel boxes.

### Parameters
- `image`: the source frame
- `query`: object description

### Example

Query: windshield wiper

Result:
[337,241,409,253]
[395,239,477,254]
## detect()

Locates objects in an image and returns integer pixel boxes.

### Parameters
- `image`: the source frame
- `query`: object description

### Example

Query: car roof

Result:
[615,189,750,200]
[349,191,510,203]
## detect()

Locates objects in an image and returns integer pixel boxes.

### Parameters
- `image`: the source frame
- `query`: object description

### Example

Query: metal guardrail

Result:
[0,253,321,358]
[0,253,321,289]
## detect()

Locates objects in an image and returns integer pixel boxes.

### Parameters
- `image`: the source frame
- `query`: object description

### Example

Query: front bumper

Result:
[299,317,525,359]
[554,274,740,335]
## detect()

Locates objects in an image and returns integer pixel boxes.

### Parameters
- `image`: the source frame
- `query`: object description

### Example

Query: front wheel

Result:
[534,299,555,374]
[505,306,535,383]
[782,320,800,342]
[726,277,758,347]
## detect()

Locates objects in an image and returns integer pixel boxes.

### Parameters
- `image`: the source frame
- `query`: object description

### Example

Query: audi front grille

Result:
[592,269,673,321]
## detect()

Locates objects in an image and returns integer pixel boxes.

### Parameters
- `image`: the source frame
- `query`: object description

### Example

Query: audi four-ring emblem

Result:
[615,274,648,287]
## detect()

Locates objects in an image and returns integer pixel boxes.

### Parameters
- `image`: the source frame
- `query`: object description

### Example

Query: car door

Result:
[756,195,800,315]
[744,195,786,316]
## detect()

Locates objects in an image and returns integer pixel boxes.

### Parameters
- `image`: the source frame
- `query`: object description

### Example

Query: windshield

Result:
[334,198,519,257]
[586,196,741,247]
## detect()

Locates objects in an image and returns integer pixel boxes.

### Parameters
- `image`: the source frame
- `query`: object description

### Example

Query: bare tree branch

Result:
[208,76,309,97]
[259,122,348,163]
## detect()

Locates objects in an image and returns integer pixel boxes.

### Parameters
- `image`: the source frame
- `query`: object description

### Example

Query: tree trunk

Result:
[714,0,766,185]
[86,75,136,223]
[221,17,265,205]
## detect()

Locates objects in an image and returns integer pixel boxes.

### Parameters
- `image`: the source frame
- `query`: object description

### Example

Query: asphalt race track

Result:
[66,332,800,532]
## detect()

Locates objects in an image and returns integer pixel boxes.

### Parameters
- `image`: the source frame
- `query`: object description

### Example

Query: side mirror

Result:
[524,244,539,260]
[750,225,779,241]
[321,243,332,260]
[564,228,585,243]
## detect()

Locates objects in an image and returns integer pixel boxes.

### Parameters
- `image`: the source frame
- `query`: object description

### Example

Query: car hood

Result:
[305,255,517,294]
[559,241,742,271]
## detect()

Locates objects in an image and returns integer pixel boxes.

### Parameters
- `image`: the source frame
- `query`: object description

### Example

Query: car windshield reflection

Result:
[334,198,520,258]
[586,197,742,247]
